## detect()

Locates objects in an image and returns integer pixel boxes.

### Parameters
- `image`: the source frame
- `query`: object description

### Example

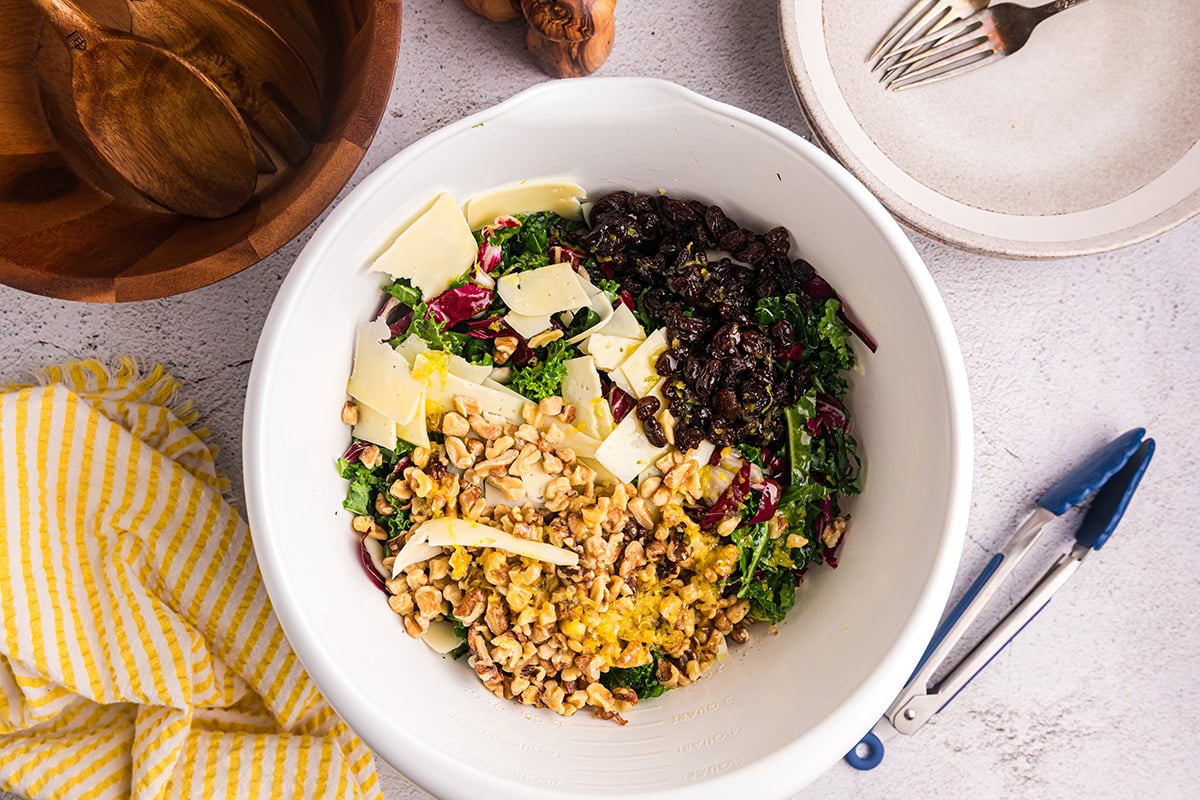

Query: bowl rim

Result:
[244,76,974,799]
[0,1,403,303]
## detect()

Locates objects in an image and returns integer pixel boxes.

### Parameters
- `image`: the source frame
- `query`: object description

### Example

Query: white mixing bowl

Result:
[244,78,972,799]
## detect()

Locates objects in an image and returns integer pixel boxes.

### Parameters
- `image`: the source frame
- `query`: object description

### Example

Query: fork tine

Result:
[885,36,992,85]
[891,52,1003,90]
[871,1,968,71]
[873,17,963,80]
[886,10,986,63]
[888,44,1001,90]
[882,26,987,80]
[868,0,940,63]
[873,3,987,83]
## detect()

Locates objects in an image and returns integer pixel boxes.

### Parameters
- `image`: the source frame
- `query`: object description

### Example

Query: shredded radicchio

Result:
[708,445,726,466]
[775,344,805,362]
[760,448,786,479]
[478,242,503,272]
[701,461,752,529]
[550,245,584,268]
[386,455,412,483]
[375,295,402,322]
[341,440,368,463]
[605,383,636,424]
[748,478,782,523]
[359,536,390,594]
[475,216,521,272]
[427,284,493,328]
[806,393,849,437]
[804,274,877,353]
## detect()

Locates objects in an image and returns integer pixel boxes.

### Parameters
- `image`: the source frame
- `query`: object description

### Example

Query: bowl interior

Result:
[0,0,400,301]
[245,79,971,799]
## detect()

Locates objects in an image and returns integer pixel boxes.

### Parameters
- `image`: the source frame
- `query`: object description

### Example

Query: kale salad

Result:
[335,182,872,721]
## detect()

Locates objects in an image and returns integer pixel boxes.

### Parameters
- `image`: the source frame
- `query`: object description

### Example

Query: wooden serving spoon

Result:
[123,0,324,169]
[31,0,257,219]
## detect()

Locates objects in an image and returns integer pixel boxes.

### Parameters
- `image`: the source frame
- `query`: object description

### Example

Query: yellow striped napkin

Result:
[0,359,380,800]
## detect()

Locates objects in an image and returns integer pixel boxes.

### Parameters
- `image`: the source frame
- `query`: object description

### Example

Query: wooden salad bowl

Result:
[0,0,401,302]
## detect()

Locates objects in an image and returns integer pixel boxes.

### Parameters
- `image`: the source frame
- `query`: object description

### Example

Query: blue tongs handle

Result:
[845,428,1155,771]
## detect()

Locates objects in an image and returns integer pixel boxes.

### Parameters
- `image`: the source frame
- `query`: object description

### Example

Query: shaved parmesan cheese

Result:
[581,333,641,371]
[519,462,555,503]
[504,311,553,340]
[369,193,477,300]
[352,402,398,450]
[545,421,601,458]
[421,619,464,654]
[391,527,443,577]
[684,439,718,469]
[395,336,491,383]
[617,327,669,398]
[602,303,647,341]
[496,263,590,316]
[464,180,585,230]
[443,353,493,384]
[581,457,623,489]
[594,387,671,483]
[413,354,525,424]
[607,366,636,398]
[564,289,614,345]
[392,334,427,364]
[483,460,553,507]
[482,377,528,403]
[637,463,662,485]
[346,320,424,426]
[395,385,430,449]
[562,356,613,439]
[418,517,578,567]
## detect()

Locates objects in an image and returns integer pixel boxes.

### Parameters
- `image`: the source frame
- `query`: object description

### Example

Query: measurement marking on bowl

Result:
[674,727,742,753]
[568,735,666,747]
[448,710,503,743]
[507,770,564,788]
[503,742,563,759]
[671,696,735,724]
[575,780,673,791]
[680,755,748,784]
[574,764,669,776]
[572,749,669,762]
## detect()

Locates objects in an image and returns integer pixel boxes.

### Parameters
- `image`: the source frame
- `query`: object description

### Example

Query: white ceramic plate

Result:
[780,0,1200,257]
[244,78,972,799]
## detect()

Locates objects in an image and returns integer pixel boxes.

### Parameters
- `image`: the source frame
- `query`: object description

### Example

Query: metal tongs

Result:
[845,428,1155,770]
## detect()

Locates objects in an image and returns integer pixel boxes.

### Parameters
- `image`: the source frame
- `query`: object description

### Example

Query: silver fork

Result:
[882,0,1096,90]
[868,0,990,71]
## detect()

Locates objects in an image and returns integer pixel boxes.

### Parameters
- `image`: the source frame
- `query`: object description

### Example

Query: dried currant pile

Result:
[569,191,862,453]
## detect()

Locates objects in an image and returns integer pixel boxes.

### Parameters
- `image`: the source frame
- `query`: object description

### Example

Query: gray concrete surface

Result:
[2,1,1196,798]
